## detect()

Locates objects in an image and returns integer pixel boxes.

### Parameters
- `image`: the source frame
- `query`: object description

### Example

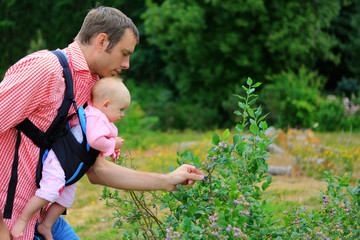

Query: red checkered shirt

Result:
[0,41,99,239]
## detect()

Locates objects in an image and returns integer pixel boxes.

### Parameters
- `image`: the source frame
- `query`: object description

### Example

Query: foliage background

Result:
[1,0,360,131]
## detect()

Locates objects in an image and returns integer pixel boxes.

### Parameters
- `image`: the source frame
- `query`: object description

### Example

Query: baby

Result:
[11,76,131,239]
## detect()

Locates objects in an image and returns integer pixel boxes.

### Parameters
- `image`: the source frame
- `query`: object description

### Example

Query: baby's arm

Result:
[87,128,116,156]
[86,115,121,157]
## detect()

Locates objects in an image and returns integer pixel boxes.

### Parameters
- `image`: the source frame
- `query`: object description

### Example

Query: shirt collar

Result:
[63,41,93,73]
[63,41,100,83]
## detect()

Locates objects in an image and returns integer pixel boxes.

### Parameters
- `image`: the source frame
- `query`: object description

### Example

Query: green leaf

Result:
[250,124,259,135]
[223,129,230,138]
[235,124,244,133]
[255,106,262,117]
[258,142,267,151]
[176,158,182,166]
[238,102,245,109]
[191,225,202,233]
[212,133,221,145]
[181,217,192,231]
[189,205,198,215]
[283,217,289,225]
[234,94,246,101]
[248,97,258,106]
[247,77,253,86]
[192,156,200,167]
[233,135,240,145]
[266,175,272,184]
[194,210,204,219]
[262,182,269,191]
[234,110,242,116]
[253,82,262,88]
[214,198,221,207]
[220,169,227,178]
[260,121,268,130]
[247,107,255,118]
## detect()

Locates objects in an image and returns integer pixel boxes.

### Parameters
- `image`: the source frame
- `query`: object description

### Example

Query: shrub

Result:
[260,67,325,129]
[341,96,360,131]
[103,79,359,239]
[114,100,159,135]
[316,95,345,132]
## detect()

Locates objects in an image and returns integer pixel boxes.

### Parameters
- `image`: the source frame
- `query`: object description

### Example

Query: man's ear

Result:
[94,33,109,51]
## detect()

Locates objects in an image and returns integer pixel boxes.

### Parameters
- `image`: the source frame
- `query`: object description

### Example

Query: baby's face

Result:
[103,92,130,123]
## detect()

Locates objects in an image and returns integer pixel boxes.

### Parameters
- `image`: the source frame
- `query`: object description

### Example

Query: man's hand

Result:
[164,164,205,191]
[0,218,11,240]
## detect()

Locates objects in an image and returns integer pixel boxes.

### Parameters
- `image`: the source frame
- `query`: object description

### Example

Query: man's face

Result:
[94,28,137,78]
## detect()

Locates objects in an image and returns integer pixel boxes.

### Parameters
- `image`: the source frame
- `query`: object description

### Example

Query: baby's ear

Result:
[103,99,111,108]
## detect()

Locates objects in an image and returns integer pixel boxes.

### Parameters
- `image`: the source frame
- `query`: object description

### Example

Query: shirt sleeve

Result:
[0,52,59,134]
[85,113,116,156]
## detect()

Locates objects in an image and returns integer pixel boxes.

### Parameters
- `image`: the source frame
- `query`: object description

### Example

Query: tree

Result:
[0,0,49,76]
[143,0,340,129]
[318,0,360,91]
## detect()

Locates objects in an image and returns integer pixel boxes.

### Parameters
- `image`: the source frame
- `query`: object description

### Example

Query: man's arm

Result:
[0,215,11,240]
[86,156,205,192]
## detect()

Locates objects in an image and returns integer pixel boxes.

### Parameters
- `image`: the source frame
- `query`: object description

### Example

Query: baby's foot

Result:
[36,223,54,240]
[11,218,27,238]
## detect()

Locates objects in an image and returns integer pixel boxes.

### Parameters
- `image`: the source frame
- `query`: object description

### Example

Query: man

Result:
[0,6,204,239]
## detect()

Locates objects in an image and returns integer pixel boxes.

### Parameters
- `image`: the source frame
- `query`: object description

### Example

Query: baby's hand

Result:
[113,149,120,163]
[115,137,125,150]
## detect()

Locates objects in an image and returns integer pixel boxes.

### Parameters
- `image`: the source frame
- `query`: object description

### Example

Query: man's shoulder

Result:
[7,50,62,77]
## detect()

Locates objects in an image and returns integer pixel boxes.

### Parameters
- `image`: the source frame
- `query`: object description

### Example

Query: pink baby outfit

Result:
[35,105,119,208]
[85,105,119,160]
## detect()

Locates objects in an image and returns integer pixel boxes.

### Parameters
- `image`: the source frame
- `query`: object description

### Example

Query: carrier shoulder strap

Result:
[3,50,74,219]
[17,51,75,148]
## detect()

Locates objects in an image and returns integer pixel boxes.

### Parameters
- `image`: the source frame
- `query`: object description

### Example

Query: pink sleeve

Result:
[86,113,116,156]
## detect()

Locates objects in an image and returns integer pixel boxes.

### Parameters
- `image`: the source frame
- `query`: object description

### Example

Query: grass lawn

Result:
[64,130,360,239]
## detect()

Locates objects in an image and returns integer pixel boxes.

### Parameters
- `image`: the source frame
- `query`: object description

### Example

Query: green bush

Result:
[103,79,360,239]
[341,110,360,131]
[114,100,158,135]
[316,95,346,132]
[260,67,325,129]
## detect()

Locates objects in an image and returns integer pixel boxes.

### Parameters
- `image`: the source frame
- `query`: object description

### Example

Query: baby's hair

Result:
[90,76,124,103]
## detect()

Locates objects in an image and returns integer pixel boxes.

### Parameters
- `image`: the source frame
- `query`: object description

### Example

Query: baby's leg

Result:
[31,149,66,239]
[37,202,66,240]
[38,183,76,240]
[11,196,49,238]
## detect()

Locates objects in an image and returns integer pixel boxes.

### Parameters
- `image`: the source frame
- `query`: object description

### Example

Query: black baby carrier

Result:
[3,50,100,219]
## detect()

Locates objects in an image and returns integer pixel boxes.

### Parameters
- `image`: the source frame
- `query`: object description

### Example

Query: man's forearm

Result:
[0,215,11,240]
[86,156,169,191]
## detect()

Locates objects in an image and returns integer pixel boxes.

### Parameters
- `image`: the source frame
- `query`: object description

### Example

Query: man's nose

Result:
[121,59,130,69]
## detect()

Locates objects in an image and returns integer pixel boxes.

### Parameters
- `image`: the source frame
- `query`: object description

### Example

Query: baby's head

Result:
[90,76,131,123]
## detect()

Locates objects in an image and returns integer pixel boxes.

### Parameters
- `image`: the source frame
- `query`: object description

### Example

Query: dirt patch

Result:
[269,175,327,203]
